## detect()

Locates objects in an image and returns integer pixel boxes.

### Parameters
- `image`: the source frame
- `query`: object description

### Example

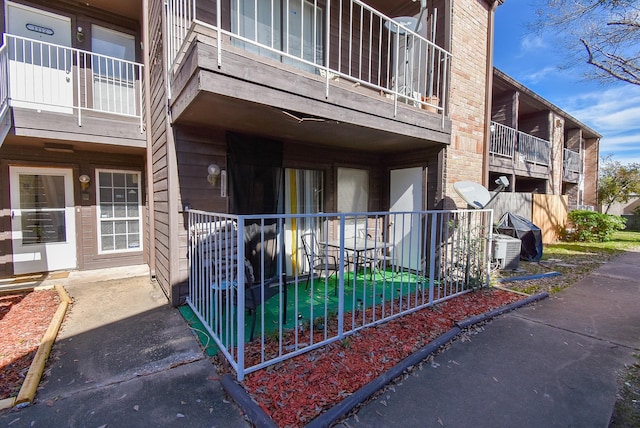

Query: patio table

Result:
[326,238,389,276]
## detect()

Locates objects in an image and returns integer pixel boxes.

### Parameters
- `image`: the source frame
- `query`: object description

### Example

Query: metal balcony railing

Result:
[165,0,451,119]
[490,121,551,167]
[563,148,582,178]
[187,208,493,381]
[0,33,144,132]
[489,122,516,159]
[519,132,550,166]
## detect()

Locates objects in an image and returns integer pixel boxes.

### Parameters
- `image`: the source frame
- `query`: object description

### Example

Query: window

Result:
[283,168,324,276]
[97,170,142,253]
[231,0,324,73]
[284,168,323,215]
[337,167,368,213]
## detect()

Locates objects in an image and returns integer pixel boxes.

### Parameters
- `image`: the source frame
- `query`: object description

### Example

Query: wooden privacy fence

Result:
[532,194,568,243]
[491,193,568,244]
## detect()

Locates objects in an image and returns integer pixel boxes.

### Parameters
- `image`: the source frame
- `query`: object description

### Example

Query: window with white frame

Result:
[97,170,142,253]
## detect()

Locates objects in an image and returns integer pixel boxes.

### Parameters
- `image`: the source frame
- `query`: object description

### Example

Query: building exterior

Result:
[150,0,498,304]
[0,0,146,278]
[8,0,595,308]
[489,68,601,210]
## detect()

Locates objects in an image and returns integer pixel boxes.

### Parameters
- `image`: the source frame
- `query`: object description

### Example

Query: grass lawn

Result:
[494,230,640,295]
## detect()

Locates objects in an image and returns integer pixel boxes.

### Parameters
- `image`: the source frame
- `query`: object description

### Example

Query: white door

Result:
[91,25,137,115]
[5,2,73,113]
[10,167,77,274]
[390,167,423,272]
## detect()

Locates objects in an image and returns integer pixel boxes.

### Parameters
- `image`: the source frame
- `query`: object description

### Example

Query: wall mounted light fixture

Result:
[207,164,221,187]
[79,174,91,191]
[76,26,85,43]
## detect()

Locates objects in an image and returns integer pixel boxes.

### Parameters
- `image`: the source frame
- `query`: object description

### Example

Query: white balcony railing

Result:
[165,0,451,120]
[187,209,493,381]
[0,34,144,132]
[490,121,551,167]
[489,122,516,158]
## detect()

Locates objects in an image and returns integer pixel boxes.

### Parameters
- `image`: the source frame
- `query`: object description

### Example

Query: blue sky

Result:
[494,0,640,165]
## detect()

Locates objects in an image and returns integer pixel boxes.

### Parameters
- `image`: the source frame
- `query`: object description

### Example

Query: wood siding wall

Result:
[149,0,174,302]
[0,144,146,277]
[491,90,518,128]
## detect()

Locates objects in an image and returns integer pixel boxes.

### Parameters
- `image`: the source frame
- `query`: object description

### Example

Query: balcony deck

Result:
[166,0,453,152]
[489,121,551,179]
[170,28,451,152]
[0,34,145,148]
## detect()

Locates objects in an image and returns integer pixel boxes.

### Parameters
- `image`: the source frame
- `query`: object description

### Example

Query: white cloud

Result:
[555,84,640,164]
[520,66,558,84]
[559,85,640,131]
[520,35,546,52]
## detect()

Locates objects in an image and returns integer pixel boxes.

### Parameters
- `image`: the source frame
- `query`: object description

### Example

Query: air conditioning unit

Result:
[492,234,521,270]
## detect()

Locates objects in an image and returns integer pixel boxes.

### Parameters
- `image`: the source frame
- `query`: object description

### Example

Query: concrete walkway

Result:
[2,249,639,427]
[340,250,640,427]
[0,266,249,428]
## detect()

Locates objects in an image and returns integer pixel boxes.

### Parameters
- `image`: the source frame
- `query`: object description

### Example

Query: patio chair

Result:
[301,232,339,294]
[358,229,395,280]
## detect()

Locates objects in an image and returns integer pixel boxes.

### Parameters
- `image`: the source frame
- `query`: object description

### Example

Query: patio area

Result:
[186,209,493,380]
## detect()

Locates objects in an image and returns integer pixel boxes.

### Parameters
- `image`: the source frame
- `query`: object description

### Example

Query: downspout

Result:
[143,0,156,279]
[483,0,500,188]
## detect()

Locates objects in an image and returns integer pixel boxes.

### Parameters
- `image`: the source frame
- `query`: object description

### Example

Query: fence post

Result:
[236,216,246,381]
[428,211,436,305]
[337,214,346,339]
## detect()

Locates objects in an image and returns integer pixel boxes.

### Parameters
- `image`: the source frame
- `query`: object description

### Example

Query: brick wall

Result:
[583,137,599,208]
[445,0,490,208]
[550,113,564,195]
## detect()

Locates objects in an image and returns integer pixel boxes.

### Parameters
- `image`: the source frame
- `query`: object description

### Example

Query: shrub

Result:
[562,210,626,242]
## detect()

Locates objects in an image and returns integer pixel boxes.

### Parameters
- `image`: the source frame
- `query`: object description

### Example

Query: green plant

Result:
[562,210,626,242]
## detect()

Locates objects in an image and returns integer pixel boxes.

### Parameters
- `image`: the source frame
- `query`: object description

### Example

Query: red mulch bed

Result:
[0,289,60,400]
[241,288,526,427]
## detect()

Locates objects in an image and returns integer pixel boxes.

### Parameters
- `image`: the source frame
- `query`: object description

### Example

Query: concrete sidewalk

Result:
[0,266,250,428]
[341,250,640,427]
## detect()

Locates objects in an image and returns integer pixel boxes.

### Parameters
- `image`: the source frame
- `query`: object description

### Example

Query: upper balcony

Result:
[489,121,551,178]
[0,33,145,149]
[165,0,452,152]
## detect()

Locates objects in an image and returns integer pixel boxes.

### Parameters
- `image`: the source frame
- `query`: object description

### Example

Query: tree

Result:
[532,0,640,85]
[598,156,640,213]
